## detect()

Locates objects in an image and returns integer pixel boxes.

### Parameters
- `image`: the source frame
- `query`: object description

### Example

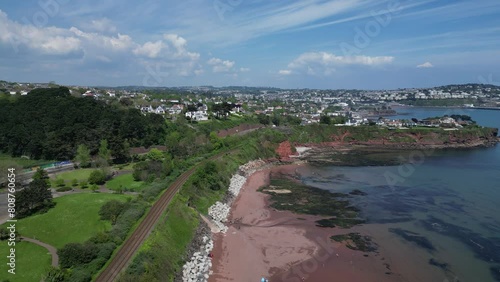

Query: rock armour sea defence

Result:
[181,236,214,282]
[180,160,270,281]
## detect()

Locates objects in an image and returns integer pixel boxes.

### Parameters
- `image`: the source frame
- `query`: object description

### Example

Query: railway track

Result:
[95,151,231,282]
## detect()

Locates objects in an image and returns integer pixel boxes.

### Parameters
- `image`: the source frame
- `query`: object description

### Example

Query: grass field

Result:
[0,241,52,282]
[106,173,144,191]
[10,193,132,249]
[51,168,95,187]
[52,168,94,182]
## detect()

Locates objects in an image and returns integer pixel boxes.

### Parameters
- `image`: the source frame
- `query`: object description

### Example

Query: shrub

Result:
[58,242,99,268]
[80,180,88,189]
[98,200,127,225]
[55,178,65,187]
[56,187,72,192]
[71,179,79,187]
[90,184,99,193]
[88,170,106,185]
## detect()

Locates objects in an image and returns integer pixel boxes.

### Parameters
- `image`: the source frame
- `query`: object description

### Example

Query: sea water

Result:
[298,107,500,281]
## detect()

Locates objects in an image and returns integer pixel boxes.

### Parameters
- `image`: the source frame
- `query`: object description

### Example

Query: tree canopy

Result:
[0,87,166,161]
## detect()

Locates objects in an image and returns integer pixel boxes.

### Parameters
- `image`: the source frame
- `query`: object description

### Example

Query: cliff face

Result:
[293,126,499,149]
[276,126,498,162]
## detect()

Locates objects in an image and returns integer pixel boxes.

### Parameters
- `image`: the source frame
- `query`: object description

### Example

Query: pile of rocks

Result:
[228,174,247,197]
[238,159,268,176]
[208,201,230,223]
[182,236,214,282]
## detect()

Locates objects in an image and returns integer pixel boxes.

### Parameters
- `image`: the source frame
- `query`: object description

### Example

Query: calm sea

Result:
[298,107,500,282]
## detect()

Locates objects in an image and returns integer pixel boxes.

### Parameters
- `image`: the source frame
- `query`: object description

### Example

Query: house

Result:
[169,104,184,115]
[155,106,166,115]
[185,110,209,121]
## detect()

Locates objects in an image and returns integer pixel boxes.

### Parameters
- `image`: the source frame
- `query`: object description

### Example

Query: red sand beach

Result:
[209,165,406,282]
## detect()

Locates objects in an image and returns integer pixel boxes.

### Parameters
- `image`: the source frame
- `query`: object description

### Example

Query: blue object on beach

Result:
[261,278,267,282]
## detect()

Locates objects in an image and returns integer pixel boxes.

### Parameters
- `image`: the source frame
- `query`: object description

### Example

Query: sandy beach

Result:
[209,164,405,282]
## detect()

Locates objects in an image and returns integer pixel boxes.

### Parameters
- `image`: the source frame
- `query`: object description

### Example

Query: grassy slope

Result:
[134,195,199,281]
[0,241,52,282]
[12,193,132,249]
[106,173,144,191]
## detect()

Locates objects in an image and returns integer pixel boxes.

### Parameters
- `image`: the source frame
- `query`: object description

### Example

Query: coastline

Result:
[208,164,402,282]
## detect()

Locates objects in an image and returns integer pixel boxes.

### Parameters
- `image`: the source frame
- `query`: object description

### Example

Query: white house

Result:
[155,106,166,115]
[185,110,209,121]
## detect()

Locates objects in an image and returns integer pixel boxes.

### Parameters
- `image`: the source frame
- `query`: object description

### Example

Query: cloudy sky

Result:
[1,0,499,89]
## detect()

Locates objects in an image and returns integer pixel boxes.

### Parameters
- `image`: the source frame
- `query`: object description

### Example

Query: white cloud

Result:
[163,34,200,60]
[133,41,164,58]
[279,70,292,75]
[207,57,235,73]
[83,18,117,34]
[240,67,250,72]
[0,10,202,78]
[417,62,434,68]
[286,52,394,76]
[0,10,81,55]
[69,27,134,52]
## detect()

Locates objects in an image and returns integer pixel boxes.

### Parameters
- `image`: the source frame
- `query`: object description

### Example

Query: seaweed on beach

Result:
[260,177,365,228]
[316,217,366,228]
[420,216,500,264]
[389,228,436,252]
[429,258,448,270]
[349,189,367,196]
[330,233,377,252]
[491,266,500,282]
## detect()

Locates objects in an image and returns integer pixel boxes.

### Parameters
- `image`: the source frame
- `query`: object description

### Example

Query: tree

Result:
[88,170,106,185]
[257,114,270,125]
[271,114,281,126]
[147,148,163,161]
[98,139,111,167]
[16,177,53,218]
[58,242,98,268]
[99,200,126,225]
[320,115,331,125]
[75,144,91,168]
[90,184,99,193]
[41,267,69,282]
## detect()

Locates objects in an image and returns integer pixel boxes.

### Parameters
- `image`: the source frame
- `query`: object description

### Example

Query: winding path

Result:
[95,151,234,282]
[20,236,59,266]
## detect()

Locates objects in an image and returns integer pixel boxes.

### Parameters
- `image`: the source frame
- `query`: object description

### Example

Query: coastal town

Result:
[1,80,500,129]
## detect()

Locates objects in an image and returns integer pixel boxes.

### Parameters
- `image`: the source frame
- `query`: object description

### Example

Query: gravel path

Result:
[21,236,59,266]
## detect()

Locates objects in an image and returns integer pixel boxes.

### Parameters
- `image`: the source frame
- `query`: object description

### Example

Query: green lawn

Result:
[53,168,94,182]
[106,173,144,191]
[51,168,95,188]
[0,241,52,282]
[11,193,132,249]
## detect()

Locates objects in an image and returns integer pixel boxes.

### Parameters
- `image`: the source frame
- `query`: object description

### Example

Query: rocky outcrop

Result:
[276,141,298,161]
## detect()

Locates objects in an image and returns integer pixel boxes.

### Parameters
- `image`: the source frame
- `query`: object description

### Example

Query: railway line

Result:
[95,151,231,282]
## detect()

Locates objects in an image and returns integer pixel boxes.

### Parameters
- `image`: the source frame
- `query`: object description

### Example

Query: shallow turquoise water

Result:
[299,107,500,281]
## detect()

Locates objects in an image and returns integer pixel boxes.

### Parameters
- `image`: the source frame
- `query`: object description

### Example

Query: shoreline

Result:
[208,163,402,282]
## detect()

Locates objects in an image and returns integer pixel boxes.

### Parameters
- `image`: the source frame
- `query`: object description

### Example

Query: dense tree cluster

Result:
[15,168,53,218]
[0,87,166,161]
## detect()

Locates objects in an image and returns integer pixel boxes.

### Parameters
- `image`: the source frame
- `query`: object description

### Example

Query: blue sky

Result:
[0,0,499,89]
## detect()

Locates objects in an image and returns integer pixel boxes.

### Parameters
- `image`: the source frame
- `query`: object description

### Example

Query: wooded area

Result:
[0,87,166,161]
